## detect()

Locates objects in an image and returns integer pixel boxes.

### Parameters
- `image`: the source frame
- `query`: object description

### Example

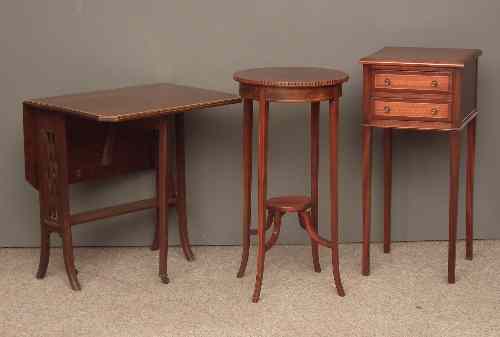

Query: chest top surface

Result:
[23,83,241,122]
[233,67,349,88]
[360,47,482,68]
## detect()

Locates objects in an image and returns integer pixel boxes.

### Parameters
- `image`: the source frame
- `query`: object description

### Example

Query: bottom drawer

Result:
[372,99,450,121]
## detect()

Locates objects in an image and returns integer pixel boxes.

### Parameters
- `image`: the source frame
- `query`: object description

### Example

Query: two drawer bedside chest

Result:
[359,47,482,283]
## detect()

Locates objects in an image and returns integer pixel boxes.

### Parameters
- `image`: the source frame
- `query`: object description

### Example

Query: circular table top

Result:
[233,67,349,88]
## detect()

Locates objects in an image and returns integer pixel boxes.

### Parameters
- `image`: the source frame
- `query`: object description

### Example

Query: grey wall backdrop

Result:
[1,0,499,247]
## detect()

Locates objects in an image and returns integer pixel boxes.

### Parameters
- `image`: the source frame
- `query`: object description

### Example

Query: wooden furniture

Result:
[360,47,482,283]
[23,83,241,290]
[234,67,349,302]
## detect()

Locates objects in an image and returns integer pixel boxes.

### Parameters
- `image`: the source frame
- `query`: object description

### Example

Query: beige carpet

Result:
[1,241,499,337]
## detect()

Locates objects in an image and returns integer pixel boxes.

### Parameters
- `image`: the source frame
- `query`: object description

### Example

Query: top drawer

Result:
[374,72,451,92]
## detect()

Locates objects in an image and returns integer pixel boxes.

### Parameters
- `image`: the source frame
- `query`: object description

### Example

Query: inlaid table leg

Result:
[329,99,345,296]
[158,118,171,284]
[466,117,476,260]
[36,112,80,290]
[238,99,253,278]
[175,113,195,261]
[383,129,392,253]
[310,101,321,273]
[362,126,373,276]
[252,98,269,303]
[449,131,461,283]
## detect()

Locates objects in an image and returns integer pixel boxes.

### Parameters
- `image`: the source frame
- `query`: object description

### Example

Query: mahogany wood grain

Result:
[329,99,345,297]
[36,112,80,290]
[361,126,373,276]
[466,117,476,260]
[157,118,170,284]
[175,113,195,261]
[362,109,478,132]
[448,131,460,283]
[234,67,348,88]
[264,210,282,252]
[374,72,450,92]
[70,198,157,225]
[237,99,253,278]
[372,100,450,121]
[238,83,342,103]
[267,196,312,212]
[252,97,269,303]
[360,47,480,284]
[235,67,348,302]
[360,47,482,68]
[383,129,392,254]
[24,83,241,122]
[25,83,240,290]
[310,102,321,273]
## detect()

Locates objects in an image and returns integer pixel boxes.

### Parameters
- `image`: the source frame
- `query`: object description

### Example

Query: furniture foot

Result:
[160,273,170,284]
[36,223,51,279]
[300,211,345,296]
[61,229,81,291]
[331,243,345,297]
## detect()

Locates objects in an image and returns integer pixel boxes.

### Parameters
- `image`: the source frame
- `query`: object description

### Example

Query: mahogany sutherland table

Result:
[360,47,482,283]
[23,83,240,290]
[234,67,349,302]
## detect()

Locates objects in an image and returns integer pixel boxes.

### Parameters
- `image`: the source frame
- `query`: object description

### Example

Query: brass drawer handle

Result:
[384,105,391,114]
[384,78,391,87]
[431,80,439,88]
[431,107,439,115]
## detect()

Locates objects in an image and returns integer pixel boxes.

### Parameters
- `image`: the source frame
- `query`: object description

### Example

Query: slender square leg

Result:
[36,112,80,290]
[362,126,373,276]
[466,117,476,260]
[448,131,461,283]
[383,129,392,253]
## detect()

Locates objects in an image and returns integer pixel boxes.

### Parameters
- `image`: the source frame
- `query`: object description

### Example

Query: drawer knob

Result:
[431,107,439,115]
[384,105,391,114]
[384,78,391,87]
[431,80,439,88]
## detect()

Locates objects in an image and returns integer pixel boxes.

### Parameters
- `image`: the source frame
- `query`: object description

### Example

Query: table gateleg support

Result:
[157,118,171,284]
[36,112,80,290]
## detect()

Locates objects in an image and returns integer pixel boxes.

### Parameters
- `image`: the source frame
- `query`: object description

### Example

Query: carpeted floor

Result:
[1,241,499,337]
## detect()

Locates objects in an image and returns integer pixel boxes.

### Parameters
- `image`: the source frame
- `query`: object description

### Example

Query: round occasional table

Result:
[233,67,349,302]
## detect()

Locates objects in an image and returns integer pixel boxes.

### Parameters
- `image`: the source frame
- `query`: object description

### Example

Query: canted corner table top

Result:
[23,83,242,122]
[360,47,482,68]
[233,67,349,88]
